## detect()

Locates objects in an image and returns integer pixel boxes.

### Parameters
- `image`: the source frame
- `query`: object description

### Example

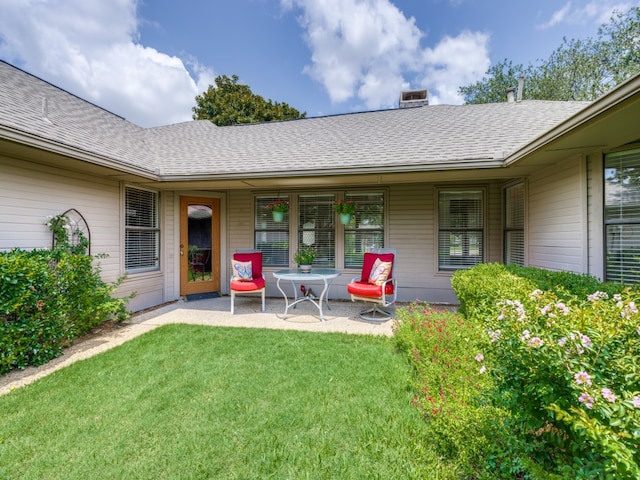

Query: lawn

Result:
[0,324,457,479]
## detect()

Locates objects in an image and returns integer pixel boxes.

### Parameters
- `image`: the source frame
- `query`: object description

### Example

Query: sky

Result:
[0,0,637,128]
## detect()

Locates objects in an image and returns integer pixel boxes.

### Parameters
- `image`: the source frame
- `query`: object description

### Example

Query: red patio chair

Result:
[347,248,397,322]
[230,250,265,314]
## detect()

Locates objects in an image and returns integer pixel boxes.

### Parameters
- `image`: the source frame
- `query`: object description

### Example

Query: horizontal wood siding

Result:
[1,157,169,313]
[527,156,586,272]
[587,154,604,279]
[226,182,505,306]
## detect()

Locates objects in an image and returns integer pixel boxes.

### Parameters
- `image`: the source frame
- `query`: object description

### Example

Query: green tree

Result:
[192,74,306,126]
[459,7,640,104]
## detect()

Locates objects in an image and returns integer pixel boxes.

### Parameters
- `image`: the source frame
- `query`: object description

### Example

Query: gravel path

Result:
[1,295,398,395]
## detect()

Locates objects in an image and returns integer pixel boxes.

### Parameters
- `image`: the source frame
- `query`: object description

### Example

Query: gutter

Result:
[0,124,159,180]
[503,73,640,167]
[156,158,506,182]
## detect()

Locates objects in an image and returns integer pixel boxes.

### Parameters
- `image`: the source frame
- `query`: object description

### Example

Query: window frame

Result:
[503,181,526,266]
[253,190,386,270]
[124,185,160,274]
[604,148,640,283]
[436,187,485,272]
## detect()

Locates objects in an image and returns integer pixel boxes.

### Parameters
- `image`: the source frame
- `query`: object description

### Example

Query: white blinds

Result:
[504,183,525,266]
[344,192,384,268]
[125,187,159,272]
[605,149,640,283]
[298,194,335,267]
[255,196,289,267]
[438,190,484,270]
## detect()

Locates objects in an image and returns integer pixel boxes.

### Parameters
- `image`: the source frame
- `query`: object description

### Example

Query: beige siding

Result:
[587,154,604,280]
[1,157,170,313]
[226,182,505,306]
[527,156,587,273]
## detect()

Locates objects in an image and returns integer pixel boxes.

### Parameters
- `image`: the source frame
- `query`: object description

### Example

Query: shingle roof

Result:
[0,60,591,179]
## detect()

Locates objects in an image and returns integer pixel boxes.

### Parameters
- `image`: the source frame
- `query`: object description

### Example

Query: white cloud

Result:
[0,0,210,127]
[283,0,489,108]
[421,31,491,105]
[538,1,636,29]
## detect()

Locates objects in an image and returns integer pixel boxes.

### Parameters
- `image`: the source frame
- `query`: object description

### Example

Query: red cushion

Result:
[230,277,265,291]
[348,280,394,297]
[233,252,262,278]
[361,252,394,282]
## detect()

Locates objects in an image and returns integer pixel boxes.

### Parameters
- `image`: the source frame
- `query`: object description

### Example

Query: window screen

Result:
[344,192,384,268]
[255,196,289,267]
[438,189,484,270]
[504,183,525,266]
[298,194,335,267]
[605,149,640,283]
[125,186,159,272]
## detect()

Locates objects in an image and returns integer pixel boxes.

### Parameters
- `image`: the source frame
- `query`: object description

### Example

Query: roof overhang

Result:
[504,73,640,167]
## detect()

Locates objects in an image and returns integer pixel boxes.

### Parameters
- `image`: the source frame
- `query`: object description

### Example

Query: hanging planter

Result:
[267,199,288,223]
[333,199,356,225]
[339,213,352,225]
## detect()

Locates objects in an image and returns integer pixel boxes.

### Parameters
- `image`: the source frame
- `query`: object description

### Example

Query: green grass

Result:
[0,325,458,479]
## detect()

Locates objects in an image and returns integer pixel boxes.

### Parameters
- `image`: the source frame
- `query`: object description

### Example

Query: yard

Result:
[0,324,459,479]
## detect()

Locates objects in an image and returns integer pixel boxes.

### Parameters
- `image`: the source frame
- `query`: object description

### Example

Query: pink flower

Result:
[479,366,486,374]
[601,388,617,403]
[558,337,567,346]
[574,371,592,386]
[580,334,592,349]
[475,353,484,362]
[578,393,594,409]
[528,337,544,348]
[632,396,640,409]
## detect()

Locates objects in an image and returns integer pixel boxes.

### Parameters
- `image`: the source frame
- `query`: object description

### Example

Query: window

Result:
[504,183,525,266]
[125,186,159,272]
[255,196,289,267]
[604,149,640,283]
[253,191,386,269]
[438,189,484,270]
[344,192,384,268]
[299,194,335,267]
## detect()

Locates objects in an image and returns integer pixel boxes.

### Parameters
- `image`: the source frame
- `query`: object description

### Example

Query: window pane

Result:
[255,196,289,267]
[299,194,334,267]
[438,190,484,270]
[504,183,525,266]
[344,192,384,268]
[606,224,640,283]
[125,187,159,272]
[605,149,640,283]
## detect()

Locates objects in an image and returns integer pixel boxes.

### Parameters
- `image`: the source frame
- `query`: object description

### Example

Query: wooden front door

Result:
[179,196,220,296]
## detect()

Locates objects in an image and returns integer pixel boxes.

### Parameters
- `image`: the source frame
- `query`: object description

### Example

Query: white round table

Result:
[272,268,342,321]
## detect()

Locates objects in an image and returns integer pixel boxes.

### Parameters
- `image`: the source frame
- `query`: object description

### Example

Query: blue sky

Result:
[0,0,637,127]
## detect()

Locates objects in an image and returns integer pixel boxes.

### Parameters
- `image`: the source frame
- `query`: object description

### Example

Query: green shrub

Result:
[393,302,519,478]
[452,264,640,478]
[0,246,130,375]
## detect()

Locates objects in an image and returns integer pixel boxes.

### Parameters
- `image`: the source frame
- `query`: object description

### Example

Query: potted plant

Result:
[294,245,317,273]
[333,199,356,225]
[267,199,289,222]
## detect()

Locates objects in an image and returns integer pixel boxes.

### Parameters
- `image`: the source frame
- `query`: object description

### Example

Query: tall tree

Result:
[193,74,306,126]
[459,7,640,104]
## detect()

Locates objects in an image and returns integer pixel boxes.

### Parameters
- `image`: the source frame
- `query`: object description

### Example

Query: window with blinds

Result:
[255,196,289,267]
[504,183,525,266]
[605,149,640,283]
[344,192,384,268]
[125,186,159,272]
[298,194,335,267]
[438,189,484,270]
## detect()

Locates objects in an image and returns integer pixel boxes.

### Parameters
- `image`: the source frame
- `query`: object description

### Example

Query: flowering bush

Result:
[393,303,512,478]
[333,199,356,215]
[485,288,640,478]
[266,199,289,213]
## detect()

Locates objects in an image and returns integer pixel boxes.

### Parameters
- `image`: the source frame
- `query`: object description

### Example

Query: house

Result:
[1,59,640,312]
